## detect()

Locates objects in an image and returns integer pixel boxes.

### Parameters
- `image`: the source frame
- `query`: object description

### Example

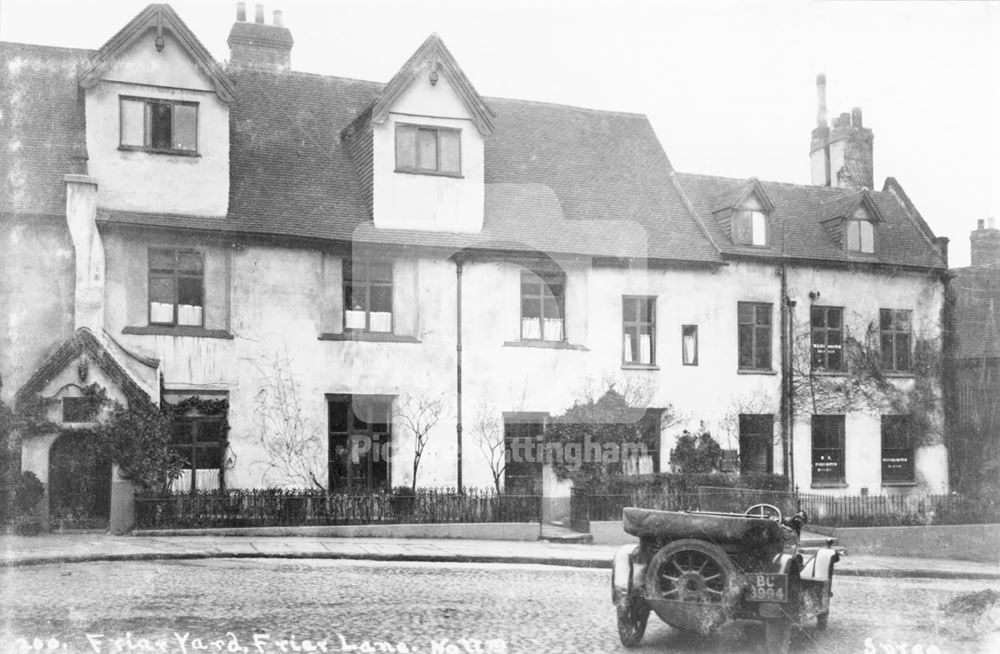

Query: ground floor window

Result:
[811,415,845,483]
[739,414,773,474]
[504,413,546,494]
[169,395,229,492]
[881,415,914,482]
[328,395,393,491]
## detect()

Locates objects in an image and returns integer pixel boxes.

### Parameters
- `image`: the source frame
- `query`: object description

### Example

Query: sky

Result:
[1,0,997,267]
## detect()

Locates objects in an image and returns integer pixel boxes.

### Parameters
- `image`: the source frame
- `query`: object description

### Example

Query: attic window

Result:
[846,219,875,253]
[120,97,198,154]
[733,210,768,246]
[395,124,461,176]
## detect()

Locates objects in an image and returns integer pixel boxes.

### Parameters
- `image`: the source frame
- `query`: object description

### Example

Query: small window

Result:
[395,124,461,175]
[846,219,875,253]
[810,306,844,371]
[62,397,97,423]
[120,97,198,154]
[623,296,656,365]
[733,210,767,246]
[344,260,393,333]
[682,325,698,366]
[881,415,914,482]
[880,309,912,372]
[812,415,845,483]
[149,249,204,327]
[738,302,772,370]
[520,270,565,342]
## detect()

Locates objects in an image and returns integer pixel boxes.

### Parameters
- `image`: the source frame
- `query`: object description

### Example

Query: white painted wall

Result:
[372,73,485,232]
[85,30,229,216]
[102,231,947,495]
[787,266,946,494]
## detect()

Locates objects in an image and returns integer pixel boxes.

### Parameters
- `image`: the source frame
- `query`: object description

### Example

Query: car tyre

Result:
[616,595,649,648]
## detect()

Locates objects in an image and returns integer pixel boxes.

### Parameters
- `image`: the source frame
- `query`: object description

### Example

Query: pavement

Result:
[2,532,999,580]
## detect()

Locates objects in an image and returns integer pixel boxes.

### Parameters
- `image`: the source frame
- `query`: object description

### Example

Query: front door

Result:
[48,430,111,528]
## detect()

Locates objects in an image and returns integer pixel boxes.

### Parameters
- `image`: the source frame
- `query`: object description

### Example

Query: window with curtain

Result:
[622,296,656,365]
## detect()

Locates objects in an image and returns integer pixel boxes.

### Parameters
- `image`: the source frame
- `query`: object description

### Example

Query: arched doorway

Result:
[48,430,111,529]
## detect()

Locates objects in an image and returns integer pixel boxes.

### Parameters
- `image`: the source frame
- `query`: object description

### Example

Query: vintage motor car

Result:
[611,504,839,653]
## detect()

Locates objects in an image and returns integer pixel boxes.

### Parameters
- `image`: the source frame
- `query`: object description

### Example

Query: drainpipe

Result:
[779,229,795,492]
[455,256,464,492]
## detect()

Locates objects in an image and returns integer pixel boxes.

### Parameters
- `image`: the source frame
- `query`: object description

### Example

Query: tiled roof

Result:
[951,266,1000,359]
[0,42,91,217]
[0,39,943,270]
[85,62,720,263]
[672,172,946,269]
[14,327,151,410]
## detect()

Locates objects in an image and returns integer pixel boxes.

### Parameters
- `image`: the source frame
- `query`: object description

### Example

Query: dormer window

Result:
[395,124,461,176]
[713,179,775,248]
[733,210,768,246]
[820,191,883,255]
[846,218,875,253]
[120,97,198,154]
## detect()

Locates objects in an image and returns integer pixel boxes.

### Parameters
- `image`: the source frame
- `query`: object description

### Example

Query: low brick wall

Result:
[818,523,1000,563]
[135,522,541,541]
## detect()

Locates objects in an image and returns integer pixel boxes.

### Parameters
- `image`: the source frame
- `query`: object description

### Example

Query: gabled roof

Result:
[819,188,885,223]
[95,66,720,264]
[14,327,151,411]
[370,34,495,136]
[712,177,775,214]
[79,3,234,103]
[673,172,946,269]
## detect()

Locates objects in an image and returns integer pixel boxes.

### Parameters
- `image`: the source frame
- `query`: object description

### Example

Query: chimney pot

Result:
[273,10,283,27]
[979,218,986,230]
[816,72,828,127]
[851,107,863,128]
[971,219,1000,267]
[255,4,265,24]
[236,1,246,21]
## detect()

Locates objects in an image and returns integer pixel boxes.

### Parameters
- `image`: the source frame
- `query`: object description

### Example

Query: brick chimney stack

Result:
[971,218,1000,268]
[809,75,874,191]
[227,2,293,72]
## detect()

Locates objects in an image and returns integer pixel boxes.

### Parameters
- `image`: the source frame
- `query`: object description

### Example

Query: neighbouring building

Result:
[948,219,1000,490]
[0,3,950,529]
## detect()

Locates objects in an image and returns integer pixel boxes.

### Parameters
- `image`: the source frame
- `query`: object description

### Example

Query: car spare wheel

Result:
[644,538,740,634]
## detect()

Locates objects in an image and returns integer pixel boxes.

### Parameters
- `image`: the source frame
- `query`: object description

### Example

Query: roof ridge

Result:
[676,170,863,194]
[0,41,95,56]
[226,65,649,119]
[225,65,385,88]
[485,94,647,119]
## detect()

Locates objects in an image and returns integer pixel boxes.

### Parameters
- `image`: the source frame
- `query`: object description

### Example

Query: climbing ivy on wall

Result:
[790,314,943,448]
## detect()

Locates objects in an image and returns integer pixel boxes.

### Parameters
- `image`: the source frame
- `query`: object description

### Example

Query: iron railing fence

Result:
[135,487,541,529]
[569,486,1000,531]
[796,492,1000,528]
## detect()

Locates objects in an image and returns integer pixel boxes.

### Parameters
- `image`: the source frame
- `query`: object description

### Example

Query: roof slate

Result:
[951,267,1000,359]
[0,42,91,217]
[673,172,945,269]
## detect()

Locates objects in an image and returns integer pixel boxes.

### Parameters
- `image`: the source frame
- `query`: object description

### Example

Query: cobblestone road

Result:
[0,559,996,654]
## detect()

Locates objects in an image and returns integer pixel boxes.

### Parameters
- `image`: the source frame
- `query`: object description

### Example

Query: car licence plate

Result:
[747,573,788,602]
